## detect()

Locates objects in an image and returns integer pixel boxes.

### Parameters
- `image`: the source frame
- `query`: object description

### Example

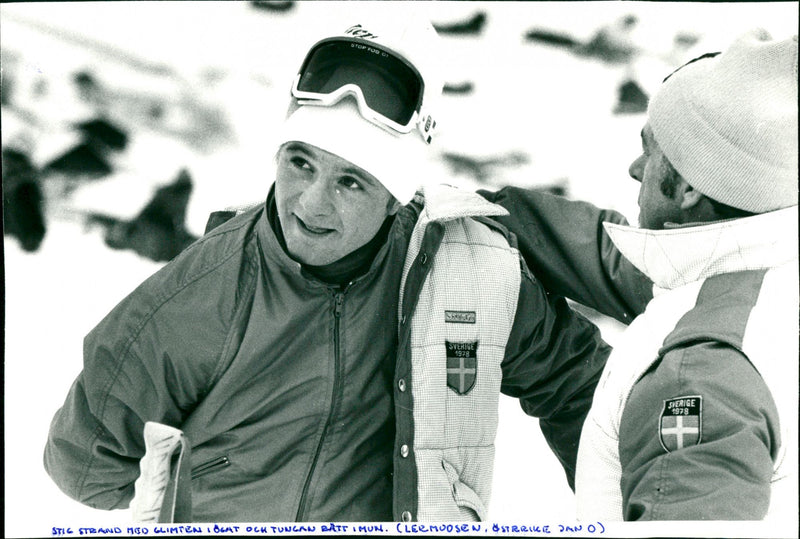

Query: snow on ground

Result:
[2,2,797,537]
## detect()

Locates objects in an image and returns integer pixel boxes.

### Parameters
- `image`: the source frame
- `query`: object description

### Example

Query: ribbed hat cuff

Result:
[649,85,797,213]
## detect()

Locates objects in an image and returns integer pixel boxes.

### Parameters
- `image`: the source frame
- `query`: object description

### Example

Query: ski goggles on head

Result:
[292,37,433,141]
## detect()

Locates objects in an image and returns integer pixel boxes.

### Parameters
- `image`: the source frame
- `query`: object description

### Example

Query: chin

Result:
[288,246,320,265]
[286,241,333,266]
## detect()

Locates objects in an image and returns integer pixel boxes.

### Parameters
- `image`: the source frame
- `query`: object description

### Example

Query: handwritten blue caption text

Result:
[51,522,606,536]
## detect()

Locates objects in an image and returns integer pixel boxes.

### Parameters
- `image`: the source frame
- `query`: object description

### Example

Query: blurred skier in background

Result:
[483,30,798,521]
[43,10,611,523]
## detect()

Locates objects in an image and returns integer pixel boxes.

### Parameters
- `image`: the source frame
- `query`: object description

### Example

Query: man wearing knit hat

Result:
[43,10,610,523]
[483,30,798,521]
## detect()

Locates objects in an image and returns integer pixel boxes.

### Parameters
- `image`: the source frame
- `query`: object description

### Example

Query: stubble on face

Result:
[632,125,685,230]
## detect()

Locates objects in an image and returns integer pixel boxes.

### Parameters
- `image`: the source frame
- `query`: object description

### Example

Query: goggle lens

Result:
[295,39,424,128]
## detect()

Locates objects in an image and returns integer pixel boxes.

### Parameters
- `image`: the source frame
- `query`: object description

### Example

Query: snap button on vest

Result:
[420,253,428,265]
[398,379,406,392]
[400,444,409,458]
[401,511,412,522]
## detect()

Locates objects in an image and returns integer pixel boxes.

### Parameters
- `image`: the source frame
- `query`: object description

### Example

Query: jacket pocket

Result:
[441,460,487,521]
[191,456,230,480]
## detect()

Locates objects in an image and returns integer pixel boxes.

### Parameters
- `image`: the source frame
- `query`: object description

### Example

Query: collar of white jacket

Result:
[603,206,798,290]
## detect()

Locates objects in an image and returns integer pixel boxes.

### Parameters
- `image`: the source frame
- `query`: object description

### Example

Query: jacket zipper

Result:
[296,290,345,520]
[191,456,230,479]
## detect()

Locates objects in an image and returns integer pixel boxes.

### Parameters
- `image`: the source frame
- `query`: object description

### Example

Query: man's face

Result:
[275,142,398,266]
[628,123,684,230]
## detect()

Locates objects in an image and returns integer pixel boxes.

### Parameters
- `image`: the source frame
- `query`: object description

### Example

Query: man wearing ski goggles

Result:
[45,9,609,524]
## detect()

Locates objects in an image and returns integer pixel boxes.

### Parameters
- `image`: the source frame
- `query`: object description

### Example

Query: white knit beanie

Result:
[276,10,443,205]
[648,30,798,213]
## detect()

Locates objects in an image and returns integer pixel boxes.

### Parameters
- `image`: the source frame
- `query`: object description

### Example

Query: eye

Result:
[338,175,364,191]
[289,155,313,171]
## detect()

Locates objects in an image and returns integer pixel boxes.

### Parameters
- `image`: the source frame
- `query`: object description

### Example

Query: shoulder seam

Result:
[208,239,260,390]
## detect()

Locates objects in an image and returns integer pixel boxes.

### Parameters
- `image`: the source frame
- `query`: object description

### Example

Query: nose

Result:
[297,176,334,217]
[628,154,645,183]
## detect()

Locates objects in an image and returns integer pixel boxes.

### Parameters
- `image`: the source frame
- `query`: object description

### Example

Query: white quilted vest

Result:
[399,185,521,521]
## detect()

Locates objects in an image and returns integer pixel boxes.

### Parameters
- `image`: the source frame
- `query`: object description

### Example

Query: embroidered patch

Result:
[445,310,476,324]
[446,341,478,395]
[659,395,702,453]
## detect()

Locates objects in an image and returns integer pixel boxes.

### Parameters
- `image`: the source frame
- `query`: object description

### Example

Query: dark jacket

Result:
[480,186,653,323]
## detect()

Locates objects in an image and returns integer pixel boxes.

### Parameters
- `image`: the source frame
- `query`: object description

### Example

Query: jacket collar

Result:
[256,183,507,285]
[416,184,509,224]
[603,206,798,290]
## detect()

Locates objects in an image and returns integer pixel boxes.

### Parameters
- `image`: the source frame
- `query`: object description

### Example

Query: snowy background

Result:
[2,2,798,537]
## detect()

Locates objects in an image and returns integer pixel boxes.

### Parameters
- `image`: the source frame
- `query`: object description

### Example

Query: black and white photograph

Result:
[2,1,798,537]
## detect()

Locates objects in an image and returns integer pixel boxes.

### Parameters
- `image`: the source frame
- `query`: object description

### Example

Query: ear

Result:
[678,182,705,210]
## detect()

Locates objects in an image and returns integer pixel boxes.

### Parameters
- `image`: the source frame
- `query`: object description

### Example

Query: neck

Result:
[303,217,394,286]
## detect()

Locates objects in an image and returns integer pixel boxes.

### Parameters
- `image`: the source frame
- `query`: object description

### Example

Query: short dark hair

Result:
[658,155,681,198]
[659,157,757,220]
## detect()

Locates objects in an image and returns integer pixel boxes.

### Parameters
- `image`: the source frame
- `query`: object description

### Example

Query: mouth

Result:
[295,215,334,236]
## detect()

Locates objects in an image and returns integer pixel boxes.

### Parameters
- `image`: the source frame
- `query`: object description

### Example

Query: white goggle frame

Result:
[291,75,437,144]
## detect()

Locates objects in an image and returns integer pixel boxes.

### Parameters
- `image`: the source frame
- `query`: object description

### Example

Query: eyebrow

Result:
[283,142,379,187]
[283,142,313,157]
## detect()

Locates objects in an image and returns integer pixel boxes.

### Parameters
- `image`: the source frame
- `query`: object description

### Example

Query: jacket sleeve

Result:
[501,262,611,490]
[44,319,185,508]
[618,343,779,520]
[43,258,233,509]
[479,186,653,324]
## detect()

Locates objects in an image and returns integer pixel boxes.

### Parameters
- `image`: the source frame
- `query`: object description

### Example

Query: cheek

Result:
[641,161,664,197]
[339,198,388,239]
[275,175,300,208]
[641,176,662,209]
[343,203,379,227]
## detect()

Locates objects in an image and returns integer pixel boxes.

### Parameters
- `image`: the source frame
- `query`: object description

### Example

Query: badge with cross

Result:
[445,340,478,395]
[659,395,703,452]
